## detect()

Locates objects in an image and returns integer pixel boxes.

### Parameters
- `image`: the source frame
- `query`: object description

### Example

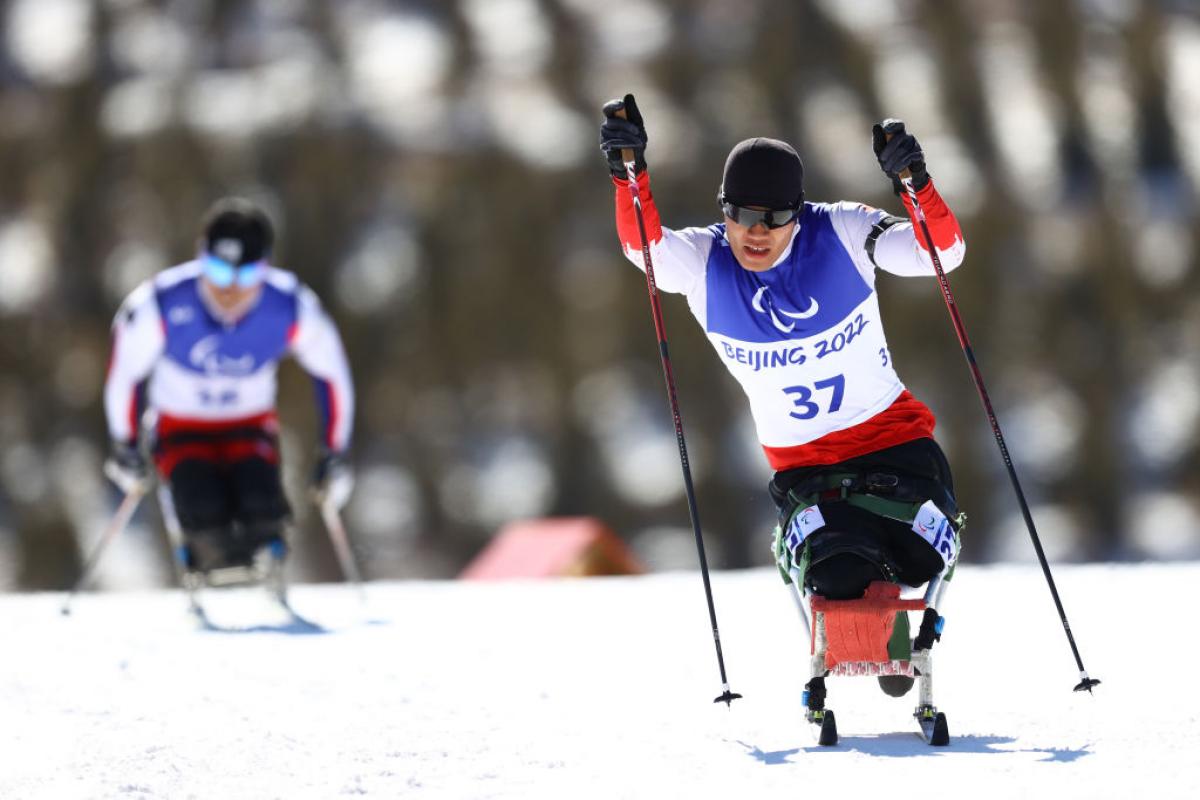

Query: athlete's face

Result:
[724,212,796,272]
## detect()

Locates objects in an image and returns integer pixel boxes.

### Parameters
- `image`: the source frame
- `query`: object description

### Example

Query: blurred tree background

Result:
[1,0,1199,590]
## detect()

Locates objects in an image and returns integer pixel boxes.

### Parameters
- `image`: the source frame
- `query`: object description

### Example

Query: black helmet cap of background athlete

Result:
[718,137,805,211]
[202,197,274,265]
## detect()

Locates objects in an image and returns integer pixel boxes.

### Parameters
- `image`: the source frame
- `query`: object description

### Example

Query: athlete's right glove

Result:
[104,440,150,494]
[599,93,648,179]
[872,118,929,195]
[312,448,355,511]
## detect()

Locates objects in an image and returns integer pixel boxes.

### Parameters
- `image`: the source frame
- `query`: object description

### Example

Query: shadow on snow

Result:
[193,607,329,636]
[736,736,1092,763]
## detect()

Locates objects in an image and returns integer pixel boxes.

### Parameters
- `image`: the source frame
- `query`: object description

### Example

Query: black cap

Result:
[201,197,274,265]
[718,137,804,210]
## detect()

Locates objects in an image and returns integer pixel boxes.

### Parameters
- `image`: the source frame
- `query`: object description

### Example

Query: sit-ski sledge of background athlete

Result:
[103,198,355,596]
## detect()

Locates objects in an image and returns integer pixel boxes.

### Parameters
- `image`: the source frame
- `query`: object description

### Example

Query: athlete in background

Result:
[103,198,354,576]
[599,95,967,692]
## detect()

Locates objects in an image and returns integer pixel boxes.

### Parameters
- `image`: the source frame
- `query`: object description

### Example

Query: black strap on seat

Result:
[782,469,960,527]
[866,215,906,267]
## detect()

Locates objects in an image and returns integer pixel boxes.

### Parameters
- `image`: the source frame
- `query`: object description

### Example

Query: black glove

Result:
[312,448,354,510]
[104,440,149,494]
[871,119,929,195]
[599,93,647,179]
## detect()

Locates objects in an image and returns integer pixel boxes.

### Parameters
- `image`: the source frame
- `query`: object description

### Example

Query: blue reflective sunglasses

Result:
[718,198,799,229]
[202,253,265,288]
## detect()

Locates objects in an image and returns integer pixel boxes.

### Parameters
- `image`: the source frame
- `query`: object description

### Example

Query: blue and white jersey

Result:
[104,261,354,452]
[619,198,965,464]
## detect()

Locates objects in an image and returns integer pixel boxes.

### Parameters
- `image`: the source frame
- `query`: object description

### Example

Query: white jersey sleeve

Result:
[621,225,715,327]
[104,282,166,444]
[621,225,714,296]
[827,201,965,280]
[612,172,715,323]
[289,285,355,453]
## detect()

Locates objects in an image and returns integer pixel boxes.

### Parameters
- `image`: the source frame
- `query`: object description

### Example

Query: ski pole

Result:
[312,492,366,602]
[895,156,1100,693]
[616,109,741,706]
[61,482,148,615]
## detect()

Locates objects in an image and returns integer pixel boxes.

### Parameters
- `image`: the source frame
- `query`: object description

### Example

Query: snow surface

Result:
[2,563,1197,799]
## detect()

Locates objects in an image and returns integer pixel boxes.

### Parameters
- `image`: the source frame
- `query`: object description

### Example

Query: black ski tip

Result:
[59,605,72,617]
[817,710,838,746]
[1073,677,1101,694]
[713,690,743,707]
[930,712,950,746]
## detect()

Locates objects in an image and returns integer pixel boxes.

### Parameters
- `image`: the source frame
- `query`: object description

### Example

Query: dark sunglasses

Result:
[718,198,799,229]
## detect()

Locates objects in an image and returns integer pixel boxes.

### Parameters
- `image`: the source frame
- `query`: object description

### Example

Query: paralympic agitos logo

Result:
[752,286,819,333]
[188,335,257,376]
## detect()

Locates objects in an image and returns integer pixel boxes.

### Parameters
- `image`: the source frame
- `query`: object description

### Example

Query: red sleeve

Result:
[613,170,663,251]
[899,179,962,252]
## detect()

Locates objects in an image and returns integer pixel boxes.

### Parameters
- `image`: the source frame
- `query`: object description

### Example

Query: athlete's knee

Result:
[169,459,231,532]
[807,552,887,600]
[230,458,290,525]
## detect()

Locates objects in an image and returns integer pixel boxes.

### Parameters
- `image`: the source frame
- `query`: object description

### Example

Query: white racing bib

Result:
[710,293,903,448]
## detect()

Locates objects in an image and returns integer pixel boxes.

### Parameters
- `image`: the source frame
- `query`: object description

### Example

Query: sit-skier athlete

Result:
[600,95,966,699]
[103,198,355,588]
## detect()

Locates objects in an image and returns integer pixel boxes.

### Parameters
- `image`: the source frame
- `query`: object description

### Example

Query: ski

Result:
[802,676,838,746]
[182,544,324,633]
[270,592,323,632]
[803,706,838,747]
[188,589,323,633]
[914,705,950,746]
[188,599,219,630]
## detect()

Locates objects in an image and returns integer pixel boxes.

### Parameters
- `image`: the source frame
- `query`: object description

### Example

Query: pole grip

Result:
[884,131,912,180]
[615,107,635,166]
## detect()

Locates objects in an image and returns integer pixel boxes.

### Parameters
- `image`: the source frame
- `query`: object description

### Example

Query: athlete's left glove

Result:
[312,448,354,510]
[104,440,150,494]
[872,119,929,195]
[599,93,648,179]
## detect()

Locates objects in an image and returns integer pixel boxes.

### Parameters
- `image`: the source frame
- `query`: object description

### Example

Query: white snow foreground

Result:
[2,563,1197,799]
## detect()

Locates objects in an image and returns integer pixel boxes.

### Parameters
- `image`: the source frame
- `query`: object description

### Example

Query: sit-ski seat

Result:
[810,581,927,676]
[803,580,949,746]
